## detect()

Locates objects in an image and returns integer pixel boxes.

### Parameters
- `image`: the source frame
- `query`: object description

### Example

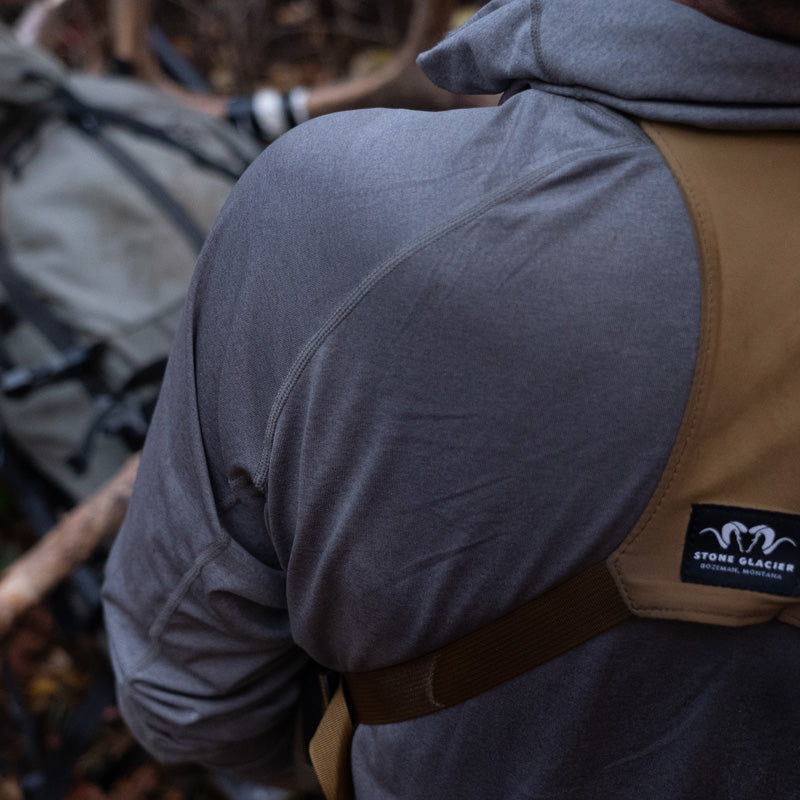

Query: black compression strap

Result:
[282,91,298,129]
[0,239,77,351]
[54,86,247,179]
[110,57,136,76]
[84,126,208,252]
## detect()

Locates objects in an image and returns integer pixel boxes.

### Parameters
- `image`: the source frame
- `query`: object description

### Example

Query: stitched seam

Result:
[254,141,649,490]
[150,538,230,639]
[427,651,446,711]
[121,538,231,682]
[628,606,777,621]
[529,0,557,85]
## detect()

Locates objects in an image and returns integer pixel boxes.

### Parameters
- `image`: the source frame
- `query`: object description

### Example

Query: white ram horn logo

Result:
[699,521,798,554]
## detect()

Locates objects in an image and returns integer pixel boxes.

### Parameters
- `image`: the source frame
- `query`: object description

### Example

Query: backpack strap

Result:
[310,563,630,798]
[345,562,628,724]
[60,97,209,253]
[0,236,110,401]
[50,85,249,180]
[309,683,356,800]
[0,237,84,353]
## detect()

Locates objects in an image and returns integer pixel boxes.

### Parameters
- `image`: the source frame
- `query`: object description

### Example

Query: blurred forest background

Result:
[0,2,480,799]
[1,0,475,91]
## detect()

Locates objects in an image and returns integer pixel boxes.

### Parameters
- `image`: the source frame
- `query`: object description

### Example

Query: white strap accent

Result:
[287,87,310,124]
[252,88,290,139]
[252,87,310,140]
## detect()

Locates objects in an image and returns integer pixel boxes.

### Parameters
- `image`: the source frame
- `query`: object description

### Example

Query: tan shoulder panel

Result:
[609,122,800,627]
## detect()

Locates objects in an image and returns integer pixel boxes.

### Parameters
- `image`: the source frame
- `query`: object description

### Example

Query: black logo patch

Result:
[681,504,800,596]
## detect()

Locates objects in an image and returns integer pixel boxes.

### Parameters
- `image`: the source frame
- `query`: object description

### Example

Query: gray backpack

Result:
[0,25,261,518]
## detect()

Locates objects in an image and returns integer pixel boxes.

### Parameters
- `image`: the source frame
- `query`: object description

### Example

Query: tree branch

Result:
[0,453,140,638]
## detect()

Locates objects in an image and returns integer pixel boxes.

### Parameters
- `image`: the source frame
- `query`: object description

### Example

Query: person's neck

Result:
[672,0,800,44]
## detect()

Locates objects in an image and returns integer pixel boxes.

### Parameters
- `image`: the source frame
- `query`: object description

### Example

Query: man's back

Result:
[103,1,800,796]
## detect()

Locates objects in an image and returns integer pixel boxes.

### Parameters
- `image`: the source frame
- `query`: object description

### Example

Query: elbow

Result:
[113,677,297,783]
[115,680,206,765]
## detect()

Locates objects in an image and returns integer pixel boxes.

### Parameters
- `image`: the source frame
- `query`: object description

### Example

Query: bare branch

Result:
[304,0,459,117]
[0,453,140,638]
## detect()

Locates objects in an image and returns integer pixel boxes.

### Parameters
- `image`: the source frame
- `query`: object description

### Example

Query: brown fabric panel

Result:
[309,684,356,800]
[609,122,800,626]
[345,562,631,725]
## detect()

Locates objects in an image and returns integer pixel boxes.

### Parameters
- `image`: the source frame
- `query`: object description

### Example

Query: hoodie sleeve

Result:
[98,105,427,786]
[101,235,309,783]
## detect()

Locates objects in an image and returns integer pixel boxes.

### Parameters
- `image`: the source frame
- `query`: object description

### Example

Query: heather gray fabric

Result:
[102,0,800,796]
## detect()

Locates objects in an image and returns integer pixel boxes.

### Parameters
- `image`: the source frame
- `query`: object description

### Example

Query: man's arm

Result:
[101,262,308,784]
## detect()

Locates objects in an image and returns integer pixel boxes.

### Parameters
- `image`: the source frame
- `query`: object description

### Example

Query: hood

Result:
[419,0,800,128]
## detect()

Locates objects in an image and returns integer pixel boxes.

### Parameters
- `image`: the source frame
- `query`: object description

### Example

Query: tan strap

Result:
[309,683,356,800]
[346,561,630,725]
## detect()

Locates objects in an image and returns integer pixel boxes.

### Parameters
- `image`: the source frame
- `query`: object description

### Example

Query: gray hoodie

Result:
[102,1,800,797]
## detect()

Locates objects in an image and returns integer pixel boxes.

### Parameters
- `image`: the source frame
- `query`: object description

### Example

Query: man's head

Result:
[672,0,800,43]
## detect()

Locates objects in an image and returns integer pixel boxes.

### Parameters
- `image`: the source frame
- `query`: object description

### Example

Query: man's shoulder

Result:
[248,104,500,210]
[233,91,656,250]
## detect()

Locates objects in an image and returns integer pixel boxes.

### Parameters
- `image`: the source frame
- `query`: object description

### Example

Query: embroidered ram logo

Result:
[699,521,797,555]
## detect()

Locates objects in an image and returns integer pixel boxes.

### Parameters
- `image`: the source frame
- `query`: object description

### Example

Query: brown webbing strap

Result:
[310,562,631,799]
[345,561,631,725]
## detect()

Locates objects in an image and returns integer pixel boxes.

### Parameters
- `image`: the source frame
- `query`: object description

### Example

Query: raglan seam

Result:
[253,140,653,492]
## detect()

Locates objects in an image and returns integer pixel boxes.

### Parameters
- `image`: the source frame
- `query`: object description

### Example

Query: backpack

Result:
[0,25,261,521]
